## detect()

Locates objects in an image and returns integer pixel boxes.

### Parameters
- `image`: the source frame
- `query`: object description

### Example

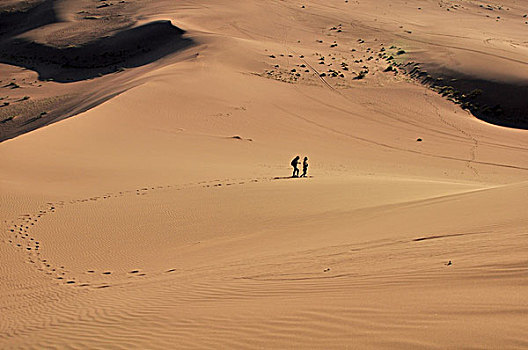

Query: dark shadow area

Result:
[403,62,528,130]
[0,0,57,39]
[0,20,194,82]
[273,176,314,180]
[0,1,196,142]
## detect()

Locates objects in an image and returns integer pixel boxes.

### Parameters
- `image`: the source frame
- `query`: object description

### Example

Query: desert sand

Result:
[1,0,527,349]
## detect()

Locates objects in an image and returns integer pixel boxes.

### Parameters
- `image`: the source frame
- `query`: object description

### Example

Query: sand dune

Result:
[1,20,193,82]
[1,0,528,349]
[0,0,194,141]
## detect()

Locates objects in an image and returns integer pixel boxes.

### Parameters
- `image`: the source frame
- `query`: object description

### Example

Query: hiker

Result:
[291,156,300,177]
[300,156,308,177]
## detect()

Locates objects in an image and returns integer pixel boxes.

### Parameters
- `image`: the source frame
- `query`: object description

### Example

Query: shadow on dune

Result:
[403,63,528,130]
[0,20,194,82]
[0,1,196,142]
[0,0,57,38]
[273,176,314,180]
[436,75,528,130]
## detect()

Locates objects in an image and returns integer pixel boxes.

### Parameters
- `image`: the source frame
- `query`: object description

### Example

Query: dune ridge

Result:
[399,62,528,129]
[0,0,57,36]
[0,0,195,142]
[0,20,193,82]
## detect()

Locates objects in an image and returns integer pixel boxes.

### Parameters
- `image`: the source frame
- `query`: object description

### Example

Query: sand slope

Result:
[1,0,528,349]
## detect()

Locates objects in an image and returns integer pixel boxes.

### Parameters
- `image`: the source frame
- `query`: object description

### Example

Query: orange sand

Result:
[1,0,527,348]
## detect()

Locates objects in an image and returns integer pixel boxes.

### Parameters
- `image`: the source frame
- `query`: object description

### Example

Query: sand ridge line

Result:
[228,238,477,286]
[276,104,528,171]
[412,231,491,242]
[3,175,308,289]
[392,32,528,67]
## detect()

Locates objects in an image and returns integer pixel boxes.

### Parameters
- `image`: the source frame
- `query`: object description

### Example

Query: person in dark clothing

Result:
[300,156,308,177]
[291,156,300,177]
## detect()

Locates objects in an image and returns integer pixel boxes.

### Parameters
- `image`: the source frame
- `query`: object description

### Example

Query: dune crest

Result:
[0,20,193,82]
[0,0,195,142]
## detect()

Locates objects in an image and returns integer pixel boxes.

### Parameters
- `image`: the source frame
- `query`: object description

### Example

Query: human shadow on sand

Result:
[273,176,314,180]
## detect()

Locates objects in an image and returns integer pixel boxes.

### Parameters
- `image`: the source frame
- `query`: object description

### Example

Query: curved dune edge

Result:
[0,21,196,142]
[397,61,528,130]
[0,0,195,142]
[0,20,193,82]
